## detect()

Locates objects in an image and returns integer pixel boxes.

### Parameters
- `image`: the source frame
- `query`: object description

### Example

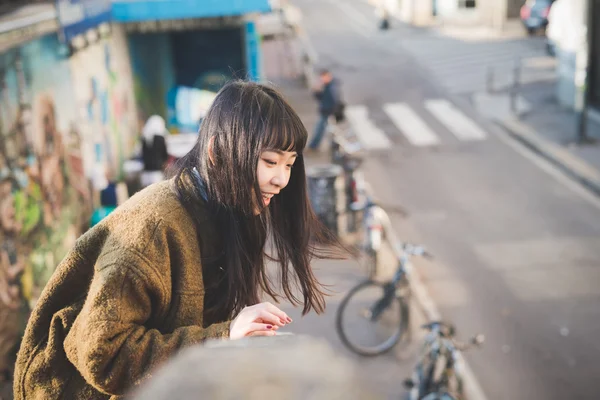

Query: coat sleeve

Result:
[63,245,230,396]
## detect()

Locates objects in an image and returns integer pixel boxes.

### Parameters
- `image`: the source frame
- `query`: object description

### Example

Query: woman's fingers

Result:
[246,325,277,337]
[247,322,278,333]
[257,310,287,327]
[262,302,293,324]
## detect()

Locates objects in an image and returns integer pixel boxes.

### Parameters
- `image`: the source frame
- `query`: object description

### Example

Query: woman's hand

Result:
[229,302,293,340]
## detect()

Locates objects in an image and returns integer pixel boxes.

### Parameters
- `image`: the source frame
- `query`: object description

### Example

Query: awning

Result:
[112,0,272,22]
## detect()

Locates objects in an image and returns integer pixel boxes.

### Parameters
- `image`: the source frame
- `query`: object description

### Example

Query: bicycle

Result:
[335,232,433,356]
[404,322,484,400]
[328,124,365,233]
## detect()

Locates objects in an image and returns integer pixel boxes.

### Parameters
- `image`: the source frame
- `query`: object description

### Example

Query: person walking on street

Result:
[13,81,345,399]
[308,69,344,151]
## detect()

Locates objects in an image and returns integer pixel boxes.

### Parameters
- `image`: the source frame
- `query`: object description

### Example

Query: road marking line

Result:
[383,102,440,146]
[494,122,600,212]
[346,105,392,149]
[425,99,487,141]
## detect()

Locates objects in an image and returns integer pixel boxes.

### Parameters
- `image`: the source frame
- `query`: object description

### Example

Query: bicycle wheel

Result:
[336,280,409,356]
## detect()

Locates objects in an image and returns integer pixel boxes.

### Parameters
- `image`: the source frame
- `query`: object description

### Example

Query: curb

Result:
[404,260,488,400]
[362,183,489,400]
[497,118,600,197]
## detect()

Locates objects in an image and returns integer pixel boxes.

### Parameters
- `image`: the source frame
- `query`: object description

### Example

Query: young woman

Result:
[13,81,342,399]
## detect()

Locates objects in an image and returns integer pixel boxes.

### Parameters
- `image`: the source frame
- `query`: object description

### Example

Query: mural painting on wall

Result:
[0,35,90,379]
[70,27,137,184]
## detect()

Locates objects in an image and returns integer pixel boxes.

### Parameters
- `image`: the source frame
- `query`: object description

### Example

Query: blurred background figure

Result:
[140,115,169,188]
[308,69,344,151]
[520,0,555,36]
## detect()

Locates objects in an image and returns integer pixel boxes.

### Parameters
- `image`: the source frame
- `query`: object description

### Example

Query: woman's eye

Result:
[286,164,294,169]
[264,159,277,166]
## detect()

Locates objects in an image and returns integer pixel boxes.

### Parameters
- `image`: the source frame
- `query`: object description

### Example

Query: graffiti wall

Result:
[0,26,138,380]
[0,33,86,378]
[69,24,138,182]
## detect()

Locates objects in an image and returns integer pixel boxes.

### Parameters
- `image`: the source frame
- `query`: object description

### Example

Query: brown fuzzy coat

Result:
[13,178,231,399]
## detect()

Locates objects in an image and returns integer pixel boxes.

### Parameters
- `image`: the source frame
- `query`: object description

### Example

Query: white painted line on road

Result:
[345,105,392,150]
[383,102,440,147]
[425,99,488,141]
[495,121,600,212]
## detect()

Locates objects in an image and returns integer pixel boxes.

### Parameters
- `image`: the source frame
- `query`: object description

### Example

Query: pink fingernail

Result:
[267,325,273,329]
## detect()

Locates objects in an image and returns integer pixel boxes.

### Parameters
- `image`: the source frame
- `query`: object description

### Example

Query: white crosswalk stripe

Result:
[344,100,488,149]
[425,99,487,141]
[383,102,440,146]
[345,105,392,149]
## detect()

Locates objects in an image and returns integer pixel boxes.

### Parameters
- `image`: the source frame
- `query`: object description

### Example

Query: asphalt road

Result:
[280,1,600,398]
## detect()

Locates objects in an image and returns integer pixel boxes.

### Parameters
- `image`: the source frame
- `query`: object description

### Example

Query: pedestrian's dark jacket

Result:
[142,135,169,171]
[315,78,342,116]
[13,175,231,400]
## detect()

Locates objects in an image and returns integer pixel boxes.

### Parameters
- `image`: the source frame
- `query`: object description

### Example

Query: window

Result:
[458,0,477,8]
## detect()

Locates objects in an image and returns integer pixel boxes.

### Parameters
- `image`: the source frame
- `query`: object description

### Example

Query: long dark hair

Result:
[171,81,343,324]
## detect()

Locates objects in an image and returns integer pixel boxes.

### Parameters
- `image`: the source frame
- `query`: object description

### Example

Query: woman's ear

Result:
[207,136,216,166]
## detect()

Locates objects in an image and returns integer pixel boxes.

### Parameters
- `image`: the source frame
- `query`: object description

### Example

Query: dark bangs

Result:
[259,91,308,153]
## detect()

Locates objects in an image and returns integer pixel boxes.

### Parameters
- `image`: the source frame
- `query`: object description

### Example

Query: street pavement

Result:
[266,0,600,399]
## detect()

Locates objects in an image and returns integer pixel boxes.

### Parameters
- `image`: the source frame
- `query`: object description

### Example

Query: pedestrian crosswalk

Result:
[424,99,487,141]
[345,105,392,149]
[345,99,488,150]
[382,103,440,147]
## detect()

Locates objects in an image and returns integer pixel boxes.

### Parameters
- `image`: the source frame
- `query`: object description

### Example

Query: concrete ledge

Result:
[128,335,375,400]
[498,118,600,197]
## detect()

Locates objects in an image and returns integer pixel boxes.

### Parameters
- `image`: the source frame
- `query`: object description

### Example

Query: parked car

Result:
[520,0,555,35]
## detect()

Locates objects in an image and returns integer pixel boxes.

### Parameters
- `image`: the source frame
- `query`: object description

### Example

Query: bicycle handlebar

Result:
[331,127,364,155]
[421,321,485,352]
[400,243,434,259]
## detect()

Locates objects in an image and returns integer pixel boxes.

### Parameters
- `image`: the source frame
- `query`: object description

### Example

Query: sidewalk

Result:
[488,80,600,196]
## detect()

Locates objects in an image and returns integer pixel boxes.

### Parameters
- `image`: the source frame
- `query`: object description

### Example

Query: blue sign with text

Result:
[56,0,112,42]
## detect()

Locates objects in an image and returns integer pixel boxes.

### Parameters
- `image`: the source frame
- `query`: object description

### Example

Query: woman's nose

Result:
[271,167,289,188]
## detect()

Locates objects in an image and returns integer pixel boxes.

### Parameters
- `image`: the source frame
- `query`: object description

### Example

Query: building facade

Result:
[0,0,271,382]
[397,0,521,30]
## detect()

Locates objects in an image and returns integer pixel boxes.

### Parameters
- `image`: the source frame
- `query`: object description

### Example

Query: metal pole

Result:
[510,57,522,116]
[577,0,593,143]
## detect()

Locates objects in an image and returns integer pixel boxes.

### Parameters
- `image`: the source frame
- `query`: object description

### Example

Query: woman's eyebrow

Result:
[266,150,298,157]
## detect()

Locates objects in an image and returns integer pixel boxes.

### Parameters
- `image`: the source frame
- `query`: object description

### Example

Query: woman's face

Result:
[256,149,297,212]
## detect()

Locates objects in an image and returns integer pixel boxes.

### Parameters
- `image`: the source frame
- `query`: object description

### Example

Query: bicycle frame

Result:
[328,124,365,233]
[408,323,480,400]
[367,258,410,321]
